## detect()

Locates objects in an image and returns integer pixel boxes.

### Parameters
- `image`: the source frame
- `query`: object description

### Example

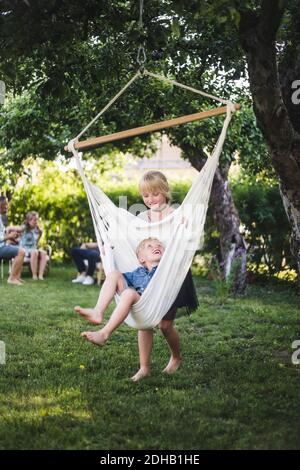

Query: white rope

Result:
[74,107,234,329]
[75,71,141,141]
[69,85,236,328]
[139,0,144,28]
[69,68,236,149]
[143,70,229,105]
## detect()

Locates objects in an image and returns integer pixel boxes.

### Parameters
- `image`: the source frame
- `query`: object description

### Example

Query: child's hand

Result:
[7,230,18,240]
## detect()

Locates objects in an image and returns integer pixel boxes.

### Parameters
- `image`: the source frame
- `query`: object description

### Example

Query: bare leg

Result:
[38,251,47,280]
[8,248,25,285]
[131,329,153,382]
[74,270,126,324]
[160,320,182,374]
[30,251,39,280]
[81,289,140,345]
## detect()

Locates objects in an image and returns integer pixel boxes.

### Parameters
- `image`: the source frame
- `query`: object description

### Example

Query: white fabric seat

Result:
[70,104,235,329]
[67,70,237,329]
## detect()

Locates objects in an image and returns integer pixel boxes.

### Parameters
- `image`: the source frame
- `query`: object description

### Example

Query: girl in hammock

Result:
[134,171,198,380]
[75,170,198,381]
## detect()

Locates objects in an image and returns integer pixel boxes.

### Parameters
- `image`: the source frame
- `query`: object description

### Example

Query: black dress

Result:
[172,269,199,313]
[162,270,198,321]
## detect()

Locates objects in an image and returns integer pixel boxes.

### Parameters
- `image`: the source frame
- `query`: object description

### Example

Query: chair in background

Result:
[0,258,12,281]
[83,259,106,285]
[22,244,52,276]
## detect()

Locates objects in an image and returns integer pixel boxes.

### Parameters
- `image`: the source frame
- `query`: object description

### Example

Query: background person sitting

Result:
[0,195,25,285]
[0,194,8,227]
[20,211,48,280]
[71,242,101,286]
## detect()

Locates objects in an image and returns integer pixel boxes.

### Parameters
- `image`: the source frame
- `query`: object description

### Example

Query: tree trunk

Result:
[280,185,300,281]
[185,147,247,294]
[239,1,300,289]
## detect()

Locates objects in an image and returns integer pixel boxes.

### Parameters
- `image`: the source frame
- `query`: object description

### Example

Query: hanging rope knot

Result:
[67,138,78,154]
[226,101,237,114]
[137,44,147,66]
[139,65,146,76]
[136,0,146,70]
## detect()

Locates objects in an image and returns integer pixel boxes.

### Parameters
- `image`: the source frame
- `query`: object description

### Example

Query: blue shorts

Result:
[0,245,20,260]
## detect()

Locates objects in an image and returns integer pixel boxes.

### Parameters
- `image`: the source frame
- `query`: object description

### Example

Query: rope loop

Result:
[136,0,146,68]
[139,0,144,28]
[67,138,78,154]
[137,45,146,66]
[226,100,236,114]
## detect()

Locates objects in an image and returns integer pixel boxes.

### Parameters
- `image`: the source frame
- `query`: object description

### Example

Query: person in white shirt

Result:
[0,196,25,285]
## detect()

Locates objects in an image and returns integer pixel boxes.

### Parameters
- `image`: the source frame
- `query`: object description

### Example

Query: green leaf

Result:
[171,18,181,38]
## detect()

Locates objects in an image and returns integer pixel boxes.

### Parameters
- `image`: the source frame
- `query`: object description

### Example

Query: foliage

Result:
[231,176,294,275]
[0,1,297,184]
[193,171,294,277]
[0,0,268,174]
[7,159,189,260]
[0,0,298,276]
[6,161,293,277]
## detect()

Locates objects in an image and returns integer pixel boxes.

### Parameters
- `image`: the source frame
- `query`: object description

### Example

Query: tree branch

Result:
[239,0,286,49]
[258,0,287,43]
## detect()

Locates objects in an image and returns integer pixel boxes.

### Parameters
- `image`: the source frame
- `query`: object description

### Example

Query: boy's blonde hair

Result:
[136,237,162,261]
[139,171,171,203]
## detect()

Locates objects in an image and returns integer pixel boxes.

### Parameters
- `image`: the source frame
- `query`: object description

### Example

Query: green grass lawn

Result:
[0,265,300,450]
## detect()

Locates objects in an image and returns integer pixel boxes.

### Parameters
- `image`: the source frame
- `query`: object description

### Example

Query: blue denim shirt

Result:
[20,228,39,250]
[123,266,158,295]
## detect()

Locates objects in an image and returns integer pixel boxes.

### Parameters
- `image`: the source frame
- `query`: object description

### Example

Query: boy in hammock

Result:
[78,237,164,349]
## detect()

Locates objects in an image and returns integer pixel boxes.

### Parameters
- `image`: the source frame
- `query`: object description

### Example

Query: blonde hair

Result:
[139,171,171,204]
[136,237,162,261]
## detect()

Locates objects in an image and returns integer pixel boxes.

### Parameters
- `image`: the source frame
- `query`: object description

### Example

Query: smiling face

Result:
[141,191,167,210]
[26,212,38,229]
[137,238,165,267]
[139,171,171,210]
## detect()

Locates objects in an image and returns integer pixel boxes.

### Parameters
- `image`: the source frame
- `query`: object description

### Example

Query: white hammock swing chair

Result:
[67,69,239,330]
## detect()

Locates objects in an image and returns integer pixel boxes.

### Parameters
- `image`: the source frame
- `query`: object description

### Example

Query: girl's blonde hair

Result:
[139,171,171,203]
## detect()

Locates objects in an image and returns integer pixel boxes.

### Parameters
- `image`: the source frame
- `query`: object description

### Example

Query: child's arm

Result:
[85,242,98,250]
[4,230,19,242]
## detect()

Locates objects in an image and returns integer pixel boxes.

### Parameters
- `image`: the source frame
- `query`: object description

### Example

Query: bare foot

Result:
[162,357,182,374]
[74,306,103,325]
[81,330,108,346]
[32,275,38,281]
[7,277,23,286]
[131,367,151,382]
[38,276,44,281]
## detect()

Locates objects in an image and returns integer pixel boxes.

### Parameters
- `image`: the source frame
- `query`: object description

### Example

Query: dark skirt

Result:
[162,269,199,321]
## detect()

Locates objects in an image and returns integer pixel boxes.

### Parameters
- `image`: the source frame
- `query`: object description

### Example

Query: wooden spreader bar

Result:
[66,104,240,152]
